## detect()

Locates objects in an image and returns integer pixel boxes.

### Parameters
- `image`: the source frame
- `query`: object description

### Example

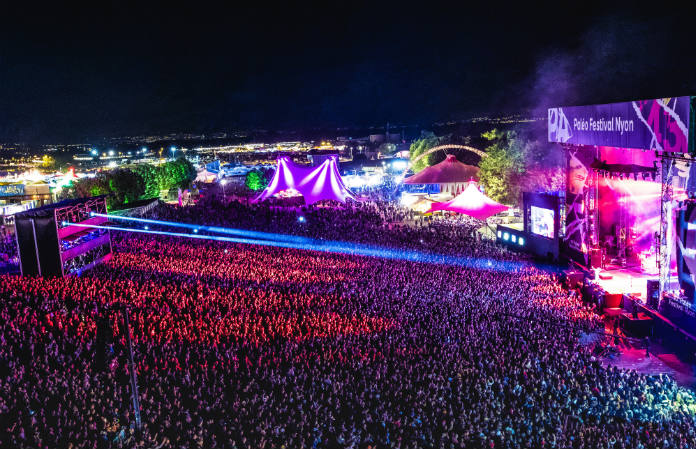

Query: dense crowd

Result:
[0,227,17,267]
[1,199,696,449]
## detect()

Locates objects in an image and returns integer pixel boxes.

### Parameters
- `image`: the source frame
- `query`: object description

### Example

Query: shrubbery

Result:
[67,157,196,209]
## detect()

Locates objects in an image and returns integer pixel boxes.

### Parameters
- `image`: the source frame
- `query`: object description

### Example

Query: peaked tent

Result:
[428,181,508,220]
[403,154,480,195]
[254,156,356,205]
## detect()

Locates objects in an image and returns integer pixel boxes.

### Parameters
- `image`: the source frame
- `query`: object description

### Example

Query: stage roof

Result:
[403,154,479,185]
[428,181,508,220]
[548,96,695,153]
[254,156,355,205]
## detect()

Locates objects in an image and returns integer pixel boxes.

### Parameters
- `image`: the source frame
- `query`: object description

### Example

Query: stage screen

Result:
[530,206,554,238]
[563,146,595,266]
[597,177,661,273]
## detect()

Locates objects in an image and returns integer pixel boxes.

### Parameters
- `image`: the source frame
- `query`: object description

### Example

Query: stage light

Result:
[144,226,149,230]
[193,229,198,233]
[298,216,306,223]
[63,221,534,274]
[518,237,525,246]
[503,232,509,241]
[497,231,501,238]
[92,213,314,244]
[511,235,517,243]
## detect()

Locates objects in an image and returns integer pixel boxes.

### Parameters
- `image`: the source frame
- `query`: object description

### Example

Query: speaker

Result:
[590,248,603,268]
[14,215,61,277]
[605,293,623,309]
[564,270,584,289]
[646,279,660,309]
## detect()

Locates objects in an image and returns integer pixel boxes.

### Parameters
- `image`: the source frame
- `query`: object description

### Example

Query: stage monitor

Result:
[530,206,554,238]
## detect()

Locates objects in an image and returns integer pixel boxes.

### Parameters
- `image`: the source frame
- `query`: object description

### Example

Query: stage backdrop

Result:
[549,96,693,152]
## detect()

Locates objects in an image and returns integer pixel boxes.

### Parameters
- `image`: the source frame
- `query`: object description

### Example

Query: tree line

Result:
[409,129,564,205]
[64,157,196,209]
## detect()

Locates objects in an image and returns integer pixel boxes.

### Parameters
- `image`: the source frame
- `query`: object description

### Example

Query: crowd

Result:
[0,227,17,267]
[1,198,696,449]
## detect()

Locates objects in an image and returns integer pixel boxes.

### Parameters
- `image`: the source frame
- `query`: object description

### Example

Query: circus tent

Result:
[253,156,356,205]
[428,181,508,220]
[403,154,479,195]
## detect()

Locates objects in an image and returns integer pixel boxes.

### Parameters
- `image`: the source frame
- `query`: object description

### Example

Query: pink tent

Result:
[404,154,479,195]
[254,156,356,205]
[428,181,508,220]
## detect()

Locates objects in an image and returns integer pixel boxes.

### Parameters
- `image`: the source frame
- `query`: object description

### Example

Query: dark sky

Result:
[0,2,694,142]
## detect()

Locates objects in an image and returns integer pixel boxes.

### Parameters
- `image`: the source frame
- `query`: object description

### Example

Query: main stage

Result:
[546,96,696,344]
[593,265,656,299]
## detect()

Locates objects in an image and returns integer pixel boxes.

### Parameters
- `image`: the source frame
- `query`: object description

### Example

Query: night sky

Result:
[0,2,694,142]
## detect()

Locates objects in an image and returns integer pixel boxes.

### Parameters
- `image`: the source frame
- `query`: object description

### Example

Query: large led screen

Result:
[530,206,554,238]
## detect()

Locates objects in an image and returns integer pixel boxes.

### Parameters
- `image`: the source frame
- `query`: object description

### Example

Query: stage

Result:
[593,264,657,299]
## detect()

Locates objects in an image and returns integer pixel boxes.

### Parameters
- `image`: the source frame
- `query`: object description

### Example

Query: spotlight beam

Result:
[92,213,313,244]
[66,222,530,273]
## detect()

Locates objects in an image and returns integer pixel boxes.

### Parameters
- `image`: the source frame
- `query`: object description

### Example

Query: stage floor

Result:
[594,265,657,298]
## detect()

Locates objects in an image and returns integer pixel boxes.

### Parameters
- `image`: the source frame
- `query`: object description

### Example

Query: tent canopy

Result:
[404,154,479,185]
[254,156,355,205]
[428,181,508,220]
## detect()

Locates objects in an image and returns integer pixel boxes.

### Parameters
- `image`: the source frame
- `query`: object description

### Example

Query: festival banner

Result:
[549,97,692,152]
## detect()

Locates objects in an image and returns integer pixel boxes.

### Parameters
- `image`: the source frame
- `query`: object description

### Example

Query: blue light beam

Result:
[67,221,530,273]
[92,213,314,244]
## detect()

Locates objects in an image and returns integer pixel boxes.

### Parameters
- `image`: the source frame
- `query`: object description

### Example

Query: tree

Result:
[67,157,198,208]
[108,169,145,205]
[478,129,525,205]
[130,163,159,199]
[156,157,196,192]
[478,128,566,205]
[72,175,110,199]
[245,169,268,191]
[408,135,440,173]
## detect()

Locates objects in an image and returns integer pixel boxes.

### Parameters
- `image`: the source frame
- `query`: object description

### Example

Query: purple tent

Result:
[428,181,508,220]
[254,156,356,205]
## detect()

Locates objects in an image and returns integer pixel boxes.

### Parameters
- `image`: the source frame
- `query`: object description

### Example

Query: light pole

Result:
[104,304,142,430]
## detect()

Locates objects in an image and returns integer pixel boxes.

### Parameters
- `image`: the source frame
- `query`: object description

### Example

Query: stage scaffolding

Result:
[658,156,674,300]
